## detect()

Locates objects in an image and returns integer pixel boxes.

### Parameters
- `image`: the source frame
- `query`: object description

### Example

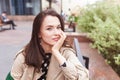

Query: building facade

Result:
[0,0,67,16]
[0,0,42,15]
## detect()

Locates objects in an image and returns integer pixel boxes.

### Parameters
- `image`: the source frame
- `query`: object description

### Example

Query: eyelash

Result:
[47,28,52,30]
[57,26,61,29]
[46,25,61,30]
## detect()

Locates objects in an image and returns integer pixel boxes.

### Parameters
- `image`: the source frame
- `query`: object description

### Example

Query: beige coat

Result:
[11,47,89,80]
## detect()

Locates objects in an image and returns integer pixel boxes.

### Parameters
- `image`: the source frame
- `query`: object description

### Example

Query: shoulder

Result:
[14,49,25,64]
[11,49,27,73]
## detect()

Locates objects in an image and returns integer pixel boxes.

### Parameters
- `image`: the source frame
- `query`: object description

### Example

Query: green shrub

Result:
[77,0,120,76]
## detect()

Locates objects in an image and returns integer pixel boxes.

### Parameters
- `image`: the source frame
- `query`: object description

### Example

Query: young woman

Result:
[11,9,89,80]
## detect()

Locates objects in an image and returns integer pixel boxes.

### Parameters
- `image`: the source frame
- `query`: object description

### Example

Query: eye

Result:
[46,27,52,30]
[57,25,61,29]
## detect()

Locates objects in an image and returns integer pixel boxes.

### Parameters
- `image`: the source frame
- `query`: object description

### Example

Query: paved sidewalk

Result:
[0,21,32,80]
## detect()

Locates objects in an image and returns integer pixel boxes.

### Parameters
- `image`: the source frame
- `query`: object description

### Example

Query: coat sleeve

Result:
[11,53,26,80]
[60,48,89,80]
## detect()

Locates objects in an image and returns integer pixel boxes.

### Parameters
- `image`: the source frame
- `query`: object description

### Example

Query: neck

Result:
[40,42,52,54]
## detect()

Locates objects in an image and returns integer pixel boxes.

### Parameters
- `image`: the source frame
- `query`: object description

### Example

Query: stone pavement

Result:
[0,21,32,80]
[0,21,120,80]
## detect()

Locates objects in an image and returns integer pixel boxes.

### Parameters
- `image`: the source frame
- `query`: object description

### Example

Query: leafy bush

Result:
[77,1,120,76]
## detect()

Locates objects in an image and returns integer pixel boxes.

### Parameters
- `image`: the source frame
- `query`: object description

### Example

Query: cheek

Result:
[41,35,54,46]
[42,35,50,40]
[41,32,48,38]
[41,32,52,42]
[41,32,57,45]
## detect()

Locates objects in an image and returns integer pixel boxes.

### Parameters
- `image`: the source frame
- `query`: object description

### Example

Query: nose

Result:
[54,29,60,35]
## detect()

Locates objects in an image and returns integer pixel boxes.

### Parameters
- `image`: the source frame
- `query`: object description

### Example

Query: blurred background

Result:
[0,0,102,15]
[0,0,120,80]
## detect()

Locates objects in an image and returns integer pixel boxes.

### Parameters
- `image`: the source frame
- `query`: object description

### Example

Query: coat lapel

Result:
[46,55,62,80]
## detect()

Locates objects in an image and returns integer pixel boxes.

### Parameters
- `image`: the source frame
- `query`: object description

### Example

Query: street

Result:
[0,21,32,80]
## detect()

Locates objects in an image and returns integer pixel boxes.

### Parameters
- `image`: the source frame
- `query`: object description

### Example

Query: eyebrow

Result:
[45,25,53,28]
[46,24,61,27]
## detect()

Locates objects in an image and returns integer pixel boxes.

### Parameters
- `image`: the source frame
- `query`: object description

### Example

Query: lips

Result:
[52,38,60,41]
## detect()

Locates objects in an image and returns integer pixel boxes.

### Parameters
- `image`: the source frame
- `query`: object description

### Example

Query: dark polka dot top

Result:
[38,53,52,80]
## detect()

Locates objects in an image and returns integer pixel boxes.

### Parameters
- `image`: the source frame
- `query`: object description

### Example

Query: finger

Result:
[60,30,66,39]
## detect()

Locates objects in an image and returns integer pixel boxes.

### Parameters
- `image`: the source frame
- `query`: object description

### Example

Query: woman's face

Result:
[39,15,62,47]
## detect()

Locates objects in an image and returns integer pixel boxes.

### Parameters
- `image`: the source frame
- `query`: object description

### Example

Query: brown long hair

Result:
[24,9,65,71]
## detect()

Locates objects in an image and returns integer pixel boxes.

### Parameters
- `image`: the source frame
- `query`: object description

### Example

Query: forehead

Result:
[42,15,60,25]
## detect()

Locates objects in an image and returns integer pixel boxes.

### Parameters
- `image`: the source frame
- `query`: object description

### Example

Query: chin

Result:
[47,41,57,46]
[50,42,57,46]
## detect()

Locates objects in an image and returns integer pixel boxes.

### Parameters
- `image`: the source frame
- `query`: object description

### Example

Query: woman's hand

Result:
[52,30,66,52]
[51,30,67,65]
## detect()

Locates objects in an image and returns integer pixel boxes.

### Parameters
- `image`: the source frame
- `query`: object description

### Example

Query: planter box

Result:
[66,32,120,80]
